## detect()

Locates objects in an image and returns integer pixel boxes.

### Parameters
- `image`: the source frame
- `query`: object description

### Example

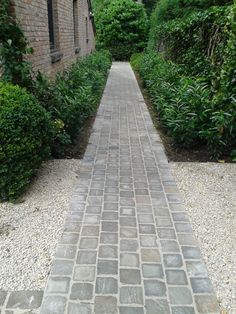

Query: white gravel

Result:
[170,162,236,313]
[0,159,79,290]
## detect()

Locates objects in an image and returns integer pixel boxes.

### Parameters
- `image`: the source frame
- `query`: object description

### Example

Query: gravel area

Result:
[0,159,79,291]
[170,162,236,313]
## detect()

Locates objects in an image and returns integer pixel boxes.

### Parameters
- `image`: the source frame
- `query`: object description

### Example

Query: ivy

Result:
[0,0,33,87]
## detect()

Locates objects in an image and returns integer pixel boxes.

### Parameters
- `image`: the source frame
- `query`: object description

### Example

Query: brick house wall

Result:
[11,0,95,78]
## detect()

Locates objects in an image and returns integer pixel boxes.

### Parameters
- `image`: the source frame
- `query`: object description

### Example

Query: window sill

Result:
[50,51,63,63]
[75,47,80,54]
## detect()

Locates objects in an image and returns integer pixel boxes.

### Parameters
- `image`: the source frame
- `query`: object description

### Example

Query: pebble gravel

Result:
[170,162,236,313]
[0,159,79,290]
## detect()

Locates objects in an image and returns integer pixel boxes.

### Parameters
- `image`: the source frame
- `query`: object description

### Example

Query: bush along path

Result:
[0,51,112,201]
[17,62,221,314]
[131,1,236,160]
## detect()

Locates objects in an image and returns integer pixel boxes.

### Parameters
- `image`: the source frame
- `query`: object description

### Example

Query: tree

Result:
[96,0,148,60]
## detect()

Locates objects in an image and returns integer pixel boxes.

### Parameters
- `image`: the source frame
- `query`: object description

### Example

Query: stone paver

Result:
[39,62,219,313]
[0,62,219,314]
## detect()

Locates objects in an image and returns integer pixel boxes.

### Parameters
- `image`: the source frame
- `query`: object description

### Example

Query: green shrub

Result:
[0,82,53,201]
[132,52,236,157]
[153,0,232,24]
[96,0,148,60]
[130,53,143,70]
[152,6,230,78]
[205,2,236,155]
[140,0,236,158]
[32,50,112,157]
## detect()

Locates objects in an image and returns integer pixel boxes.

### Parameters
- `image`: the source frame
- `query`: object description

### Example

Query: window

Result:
[47,0,62,62]
[86,16,89,43]
[47,0,55,51]
[73,0,79,48]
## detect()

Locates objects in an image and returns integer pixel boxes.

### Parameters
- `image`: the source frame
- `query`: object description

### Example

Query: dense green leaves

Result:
[0,51,111,201]
[152,0,232,24]
[152,7,230,78]
[0,83,53,201]
[131,49,236,157]
[32,50,112,157]
[134,0,235,158]
[96,0,148,60]
[0,0,33,87]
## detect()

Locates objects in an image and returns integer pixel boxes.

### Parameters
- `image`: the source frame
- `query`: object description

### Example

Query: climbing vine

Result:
[0,0,33,87]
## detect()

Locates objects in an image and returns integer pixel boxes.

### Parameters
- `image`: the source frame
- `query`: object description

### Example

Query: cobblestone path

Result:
[5,62,219,314]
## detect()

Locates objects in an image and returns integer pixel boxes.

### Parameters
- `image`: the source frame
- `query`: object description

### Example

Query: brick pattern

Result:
[39,62,220,313]
[11,0,95,78]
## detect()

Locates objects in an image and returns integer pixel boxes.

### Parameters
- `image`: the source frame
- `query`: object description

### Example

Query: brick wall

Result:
[11,0,95,78]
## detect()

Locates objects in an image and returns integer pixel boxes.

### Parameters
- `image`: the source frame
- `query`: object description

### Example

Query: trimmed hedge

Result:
[0,82,53,201]
[95,0,148,60]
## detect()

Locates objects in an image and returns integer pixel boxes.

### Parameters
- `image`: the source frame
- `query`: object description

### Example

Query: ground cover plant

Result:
[132,0,236,158]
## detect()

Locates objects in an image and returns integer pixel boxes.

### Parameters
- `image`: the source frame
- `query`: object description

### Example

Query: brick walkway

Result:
[38,62,219,314]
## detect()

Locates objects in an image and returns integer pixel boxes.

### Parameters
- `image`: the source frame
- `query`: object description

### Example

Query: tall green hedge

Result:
[132,0,236,158]
[96,0,148,60]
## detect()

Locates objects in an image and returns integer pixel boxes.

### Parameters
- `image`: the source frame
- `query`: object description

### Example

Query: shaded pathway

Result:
[39,62,219,314]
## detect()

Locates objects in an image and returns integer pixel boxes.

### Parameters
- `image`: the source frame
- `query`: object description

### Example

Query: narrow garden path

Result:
[1,63,220,313]
[40,62,220,314]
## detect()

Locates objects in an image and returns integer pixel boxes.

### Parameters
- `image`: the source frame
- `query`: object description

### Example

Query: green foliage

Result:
[0,82,53,201]
[0,0,33,87]
[32,50,112,157]
[154,7,229,77]
[130,53,143,70]
[153,0,232,24]
[139,0,235,158]
[96,0,148,60]
[143,0,157,15]
[209,2,236,155]
[132,52,236,157]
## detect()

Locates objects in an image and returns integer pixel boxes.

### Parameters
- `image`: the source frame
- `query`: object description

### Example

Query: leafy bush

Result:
[32,50,112,156]
[153,0,232,24]
[0,82,53,201]
[139,0,235,158]
[152,6,230,78]
[96,0,148,60]
[132,52,236,157]
[143,0,157,15]
[0,0,33,87]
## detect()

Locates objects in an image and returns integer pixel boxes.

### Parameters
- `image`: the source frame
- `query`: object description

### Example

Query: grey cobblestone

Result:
[0,291,7,307]
[38,63,219,314]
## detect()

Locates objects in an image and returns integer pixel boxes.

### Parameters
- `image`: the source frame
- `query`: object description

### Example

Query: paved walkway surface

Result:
[3,62,220,314]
